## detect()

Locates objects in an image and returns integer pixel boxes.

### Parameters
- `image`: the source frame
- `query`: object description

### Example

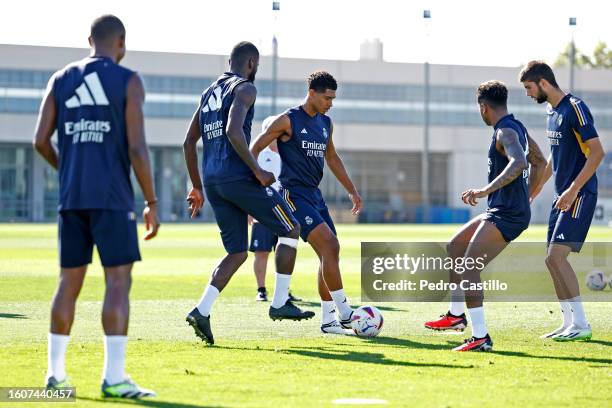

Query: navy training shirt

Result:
[546,94,599,195]
[487,114,530,221]
[199,72,255,185]
[53,56,135,211]
[278,106,331,188]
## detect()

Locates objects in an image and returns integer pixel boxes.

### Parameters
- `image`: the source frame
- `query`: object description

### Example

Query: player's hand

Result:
[186,187,205,218]
[255,168,276,187]
[349,191,363,215]
[461,188,487,206]
[143,204,160,240]
[248,215,254,225]
[555,187,578,212]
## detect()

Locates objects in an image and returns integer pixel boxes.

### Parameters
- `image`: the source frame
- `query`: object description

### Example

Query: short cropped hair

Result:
[477,80,508,109]
[519,60,559,88]
[230,42,259,67]
[90,15,125,44]
[308,71,337,93]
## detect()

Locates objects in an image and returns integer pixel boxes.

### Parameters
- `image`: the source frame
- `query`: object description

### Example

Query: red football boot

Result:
[452,334,493,352]
[424,312,468,331]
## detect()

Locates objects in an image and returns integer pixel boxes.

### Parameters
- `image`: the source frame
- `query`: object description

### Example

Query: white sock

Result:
[196,284,220,317]
[271,273,291,308]
[103,335,127,385]
[321,300,336,325]
[468,306,488,338]
[560,300,572,328]
[449,288,465,316]
[567,296,589,328]
[449,302,465,317]
[330,288,352,321]
[47,333,70,381]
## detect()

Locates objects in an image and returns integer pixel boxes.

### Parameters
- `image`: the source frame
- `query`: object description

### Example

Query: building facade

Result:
[1,44,612,224]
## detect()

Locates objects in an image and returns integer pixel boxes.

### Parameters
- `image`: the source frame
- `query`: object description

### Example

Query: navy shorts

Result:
[205,179,298,254]
[547,191,597,253]
[59,209,141,268]
[249,222,278,252]
[281,185,336,241]
[484,210,530,242]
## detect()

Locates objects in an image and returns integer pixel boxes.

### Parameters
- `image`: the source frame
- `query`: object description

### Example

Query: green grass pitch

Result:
[0,223,611,407]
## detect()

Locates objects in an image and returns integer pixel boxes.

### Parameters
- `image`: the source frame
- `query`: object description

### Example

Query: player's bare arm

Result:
[555,137,605,211]
[226,82,274,187]
[125,73,160,240]
[250,114,292,159]
[324,124,363,214]
[462,127,528,206]
[525,133,547,201]
[530,152,552,202]
[33,75,59,169]
[183,105,205,218]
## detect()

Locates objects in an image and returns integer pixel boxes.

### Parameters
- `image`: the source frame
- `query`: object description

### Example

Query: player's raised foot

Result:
[45,376,72,390]
[287,291,302,302]
[186,307,214,345]
[269,299,315,321]
[101,378,156,399]
[425,312,467,331]
[321,320,354,335]
[552,324,592,342]
[339,310,353,329]
[540,325,569,339]
[452,334,493,352]
[256,288,268,302]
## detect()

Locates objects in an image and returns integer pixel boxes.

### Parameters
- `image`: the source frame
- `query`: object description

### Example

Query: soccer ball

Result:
[585,270,607,291]
[350,305,383,337]
[609,274,612,289]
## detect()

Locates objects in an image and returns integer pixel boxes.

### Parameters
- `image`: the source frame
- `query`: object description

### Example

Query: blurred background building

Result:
[1,43,611,224]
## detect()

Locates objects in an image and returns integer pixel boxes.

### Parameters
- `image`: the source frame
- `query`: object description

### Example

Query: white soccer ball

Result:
[585,270,607,291]
[609,274,612,290]
[350,305,384,337]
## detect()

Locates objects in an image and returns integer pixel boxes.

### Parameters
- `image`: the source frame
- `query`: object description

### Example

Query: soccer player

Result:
[33,15,159,397]
[183,42,314,345]
[520,61,605,341]
[424,80,547,351]
[249,116,301,303]
[250,71,363,335]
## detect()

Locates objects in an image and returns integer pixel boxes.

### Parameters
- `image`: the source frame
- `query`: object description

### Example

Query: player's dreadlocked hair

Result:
[519,60,559,88]
[308,71,337,93]
[477,80,508,109]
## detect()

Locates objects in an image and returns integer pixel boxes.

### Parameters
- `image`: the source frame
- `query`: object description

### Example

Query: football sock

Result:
[271,273,291,309]
[196,284,220,317]
[47,333,70,381]
[560,300,572,328]
[449,301,465,317]
[330,289,352,321]
[103,335,127,385]
[321,300,336,325]
[468,306,488,338]
[567,296,588,328]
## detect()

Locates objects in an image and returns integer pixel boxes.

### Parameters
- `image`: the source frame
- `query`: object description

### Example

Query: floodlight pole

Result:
[569,17,576,93]
[422,10,431,223]
[271,2,280,116]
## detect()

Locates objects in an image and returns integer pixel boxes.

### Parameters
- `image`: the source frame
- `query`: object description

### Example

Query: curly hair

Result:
[477,80,508,108]
[308,71,337,93]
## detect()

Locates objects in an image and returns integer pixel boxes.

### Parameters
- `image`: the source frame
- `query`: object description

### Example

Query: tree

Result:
[555,41,612,69]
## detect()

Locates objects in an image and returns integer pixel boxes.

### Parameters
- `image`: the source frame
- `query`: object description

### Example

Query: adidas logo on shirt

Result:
[65,72,109,108]
[300,128,308,134]
[556,233,565,240]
